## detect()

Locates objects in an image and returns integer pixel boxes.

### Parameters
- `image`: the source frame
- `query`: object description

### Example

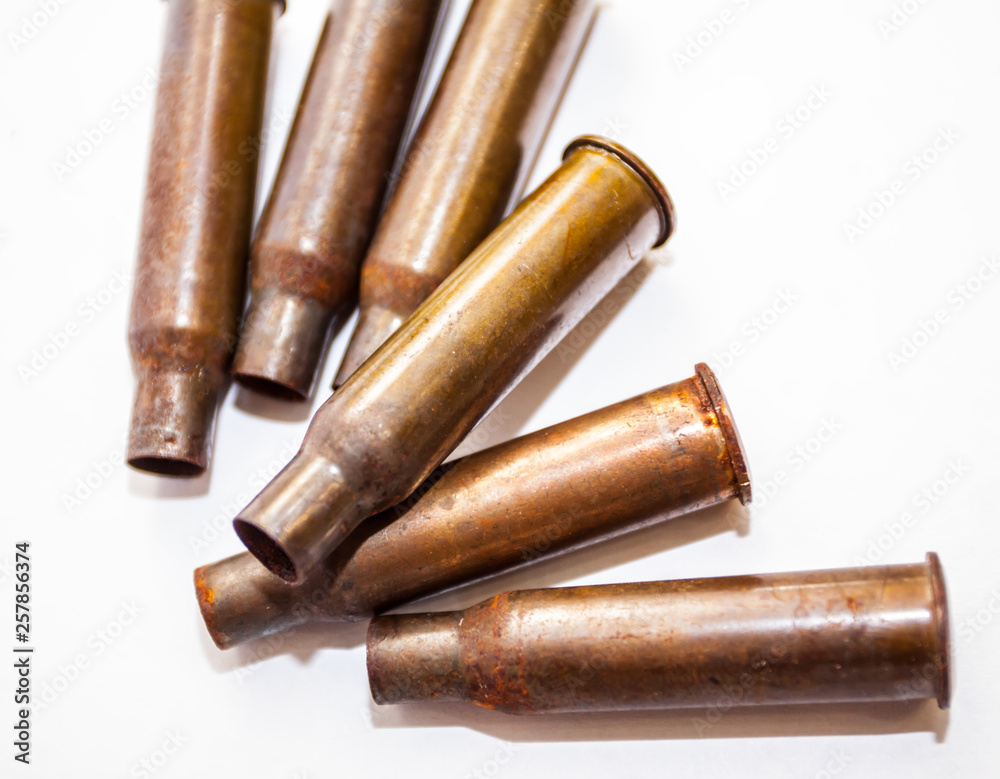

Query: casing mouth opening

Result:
[232,287,339,400]
[127,367,220,477]
[233,371,310,402]
[234,519,299,583]
[128,455,205,477]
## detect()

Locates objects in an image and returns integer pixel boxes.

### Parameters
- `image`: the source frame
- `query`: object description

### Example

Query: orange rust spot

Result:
[194,571,215,605]
[194,568,234,650]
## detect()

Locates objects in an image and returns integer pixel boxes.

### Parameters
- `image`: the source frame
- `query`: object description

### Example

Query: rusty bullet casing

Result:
[334,0,596,386]
[128,0,283,475]
[368,555,951,713]
[232,0,445,400]
[196,364,750,649]
[233,136,675,582]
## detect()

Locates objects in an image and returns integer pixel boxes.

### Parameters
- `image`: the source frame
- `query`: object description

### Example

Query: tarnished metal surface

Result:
[232,136,675,582]
[334,0,595,386]
[128,0,282,475]
[232,0,445,400]
[368,554,951,713]
[196,364,749,649]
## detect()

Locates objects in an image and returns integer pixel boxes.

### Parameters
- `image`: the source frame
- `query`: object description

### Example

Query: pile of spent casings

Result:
[128,0,950,717]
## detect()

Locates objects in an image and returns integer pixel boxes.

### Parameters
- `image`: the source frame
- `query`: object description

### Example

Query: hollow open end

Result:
[695,363,752,505]
[233,519,298,583]
[194,554,314,650]
[129,455,205,478]
[233,371,309,402]
[128,366,220,477]
[232,288,338,401]
[926,552,952,710]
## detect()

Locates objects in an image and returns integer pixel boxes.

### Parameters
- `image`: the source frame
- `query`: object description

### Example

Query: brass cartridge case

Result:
[232,136,675,582]
[232,0,445,400]
[128,0,283,475]
[196,364,749,649]
[368,555,951,713]
[334,0,596,386]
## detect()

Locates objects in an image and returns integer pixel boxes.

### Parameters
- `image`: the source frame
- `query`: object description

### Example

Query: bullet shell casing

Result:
[128,0,282,475]
[368,555,951,714]
[233,136,675,582]
[196,363,748,648]
[233,0,445,399]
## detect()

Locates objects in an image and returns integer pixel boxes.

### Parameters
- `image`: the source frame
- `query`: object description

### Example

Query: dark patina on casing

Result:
[368,555,951,713]
[232,0,445,400]
[196,364,749,649]
[232,136,675,583]
[128,0,283,475]
[334,0,596,386]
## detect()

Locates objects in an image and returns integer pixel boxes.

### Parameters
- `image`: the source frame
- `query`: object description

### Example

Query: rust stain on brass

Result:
[334,0,596,386]
[368,555,951,713]
[232,136,675,583]
[232,0,445,400]
[127,0,283,476]
[195,364,747,649]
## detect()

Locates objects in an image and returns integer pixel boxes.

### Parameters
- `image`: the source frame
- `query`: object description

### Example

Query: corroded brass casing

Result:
[334,0,596,385]
[233,136,675,582]
[232,0,445,400]
[196,364,749,648]
[369,555,951,713]
[128,0,283,475]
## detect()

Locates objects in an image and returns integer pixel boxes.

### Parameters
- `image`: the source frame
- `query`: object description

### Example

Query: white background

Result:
[1,0,998,776]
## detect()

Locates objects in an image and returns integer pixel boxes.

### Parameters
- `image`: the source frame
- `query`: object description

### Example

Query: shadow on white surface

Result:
[364,698,948,743]
[127,455,214,499]
[195,616,370,677]
[234,384,317,423]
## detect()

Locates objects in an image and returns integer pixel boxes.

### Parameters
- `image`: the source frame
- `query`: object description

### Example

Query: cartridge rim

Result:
[563,135,675,247]
[926,552,951,709]
[694,363,752,505]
